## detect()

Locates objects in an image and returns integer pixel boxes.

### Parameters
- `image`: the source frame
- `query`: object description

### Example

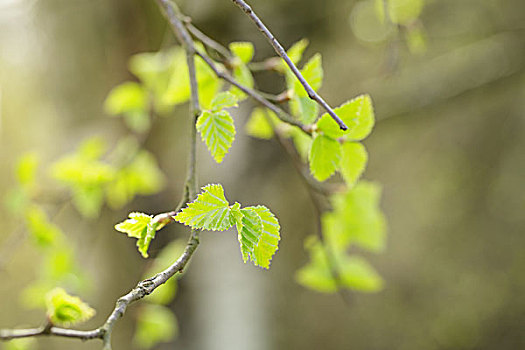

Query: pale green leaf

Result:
[230,63,254,100]
[289,127,312,161]
[245,107,274,139]
[3,338,36,350]
[405,23,427,54]
[123,110,151,133]
[293,53,323,97]
[115,212,165,258]
[106,151,166,209]
[115,212,152,239]
[339,142,368,186]
[287,38,309,65]
[71,186,105,219]
[25,206,62,248]
[290,96,319,124]
[174,184,234,231]
[251,206,281,269]
[134,304,178,349]
[309,134,342,181]
[376,0,424,25]
[316,94,375,140]
[197,110,236,163]
[46,288,95,326]
[338,255,383,292]
[295,236,338,293]
[327,181,387,252]
[229,42,255,64]
[210,91,238,111]
[104,81,147,115]
[235,207,263,263]
[16,153,39,188]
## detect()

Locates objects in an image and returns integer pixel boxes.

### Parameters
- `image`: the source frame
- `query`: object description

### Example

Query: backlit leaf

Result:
[174,184,234,231]
[46,288,95,326]
[339,142,368,186]
[309,134,342,181]
[197,110,236,163]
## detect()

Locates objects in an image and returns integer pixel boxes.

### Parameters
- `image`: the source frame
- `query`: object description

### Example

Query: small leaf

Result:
[104,81,147,115]
[210,91,238,111]
[46,288,95,326]
[309,134,342,181]
[339,142,368,186]
[174,184,234,231]
[230,63,254,100]
[229,42,255,64]
[16,153,39,188]
[197,110,236,163]
[293,53,323,97]
[25,206,62,248]
[251,206,281,269]
[134,304,178,349]
[115,212,161,258]
[338,255,383,292]
[316,94,375,140]
[290,96,319,124]
[235,207,263,263]
[245,108,274,139]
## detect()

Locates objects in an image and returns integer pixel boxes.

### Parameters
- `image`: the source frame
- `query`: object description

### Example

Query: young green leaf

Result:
[229,42,255,64]
[235,207,263,264]
[230,64,254,100]
[251,206,281,269]
[309,134,342,181]
[133,304,178,349]
[316,94,375,140]
[338,255,383,292]
[197,110,236,163]
[210,91,238,111]
[115,212,164,258]
[339,142,368,186]
[104,81,147,115]
[245,108,275,139]
[293,53,323,97]
[45,288,95,326]
[174,184,234,231]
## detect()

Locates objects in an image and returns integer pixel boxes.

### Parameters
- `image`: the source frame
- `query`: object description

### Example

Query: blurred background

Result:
[1,0,524,349]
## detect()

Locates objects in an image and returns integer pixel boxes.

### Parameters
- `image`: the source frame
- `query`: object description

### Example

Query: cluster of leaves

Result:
[51,137,165,218]
[350,0,427,54]
[116,184,280,269]
[243,39,387,292]
[3,154,95,330]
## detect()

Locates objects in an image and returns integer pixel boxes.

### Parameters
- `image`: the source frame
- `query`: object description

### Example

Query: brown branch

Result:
[230,0,347,130]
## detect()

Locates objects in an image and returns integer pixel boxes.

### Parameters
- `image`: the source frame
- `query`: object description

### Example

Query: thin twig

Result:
[230,0,347,130]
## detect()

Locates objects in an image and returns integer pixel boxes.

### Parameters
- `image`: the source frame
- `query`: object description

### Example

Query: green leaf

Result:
[235,207,263,264]
[25,206,62,248]
[104,81,147,115]
[339,142,368,186]
[251,206,281,269]
[115,212,152,238]
[290,96,319,124]
[376,0,424,25]
[197,110,236,163]
[229,42,255,64]
[316,94,375,140]
[45,288,95,326]
[115,212,164,258]
[289,127,313,161]
[309,134,342,181]
[295,236,338,293]
[230,63,254,100]
[133,304,178,349]
[295,237,383,293]
[338,255,383,292]
[210,91,238,111]
[16,153,39,189]
[71,186,105,219]
[327,181,387,252]
[3,338,36,350]
[287,38,309,65]
[245,107,275,139]
[293,53,323,97]
[106,151,166,209]
[174,184,234,231]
